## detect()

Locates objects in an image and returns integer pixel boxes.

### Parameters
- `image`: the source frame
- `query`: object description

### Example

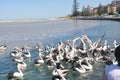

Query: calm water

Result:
[0,20,120,80]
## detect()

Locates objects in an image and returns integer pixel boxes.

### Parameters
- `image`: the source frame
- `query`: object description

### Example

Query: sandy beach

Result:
[0,17,68,23]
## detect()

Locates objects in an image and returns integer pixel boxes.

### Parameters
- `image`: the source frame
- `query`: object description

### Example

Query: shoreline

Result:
[1,17,120,23]
[0,18,68,23]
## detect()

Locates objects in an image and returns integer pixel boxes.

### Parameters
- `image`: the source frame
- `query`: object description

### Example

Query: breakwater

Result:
[72,16,120,21]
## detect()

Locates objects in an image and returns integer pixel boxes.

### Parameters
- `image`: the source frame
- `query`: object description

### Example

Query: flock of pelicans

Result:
[2,33,119,80]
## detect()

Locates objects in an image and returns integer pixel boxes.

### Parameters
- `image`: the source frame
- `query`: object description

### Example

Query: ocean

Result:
[0,20,120,80]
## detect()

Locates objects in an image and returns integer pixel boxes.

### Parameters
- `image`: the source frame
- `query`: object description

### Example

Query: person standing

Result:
[103,45,120,80]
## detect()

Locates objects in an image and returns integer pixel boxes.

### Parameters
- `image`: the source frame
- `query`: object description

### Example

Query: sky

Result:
[0,0,112,20]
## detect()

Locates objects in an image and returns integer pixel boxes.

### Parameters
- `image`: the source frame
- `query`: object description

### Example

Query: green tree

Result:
[81,6,85,16]
[97,3,106,15]
[80,5,93,16]
[72,0,80,17]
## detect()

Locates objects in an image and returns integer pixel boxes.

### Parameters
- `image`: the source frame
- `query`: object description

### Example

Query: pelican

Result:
[57,42,65,61]
[52,75,66,80]
[34,52,44,66]
[52,63,69,78]
[7,62,24,79]
[58,41,65,55]
[13,57,24,63]
[73,59,86,74]
[73,65,86,74]
[10,51,21,59]
[12,51,24,63]
[0,45,7,51]
[65,44,71,52]
[52,69,66,80]
[88,33,105,53]
[82,32,92,44]
[64,44,77,63]
[66,37,80,49]
[77,38,89,57]
[56,53,64,63]
[65,37,79,60]
[34,59,44,66]
[46,59,55,69]
[36,42,43,52]
[17,60,27,71]
[45,49,55,68]
[55,62,65,70]
[52,69,68,77]
[81,58,93,70]
[22,48,31,58]
[113,40,119,48]
[102,40,111,54]
[10,47,23,58]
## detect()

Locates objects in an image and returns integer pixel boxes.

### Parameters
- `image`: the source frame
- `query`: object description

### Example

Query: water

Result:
[0,20,120,80]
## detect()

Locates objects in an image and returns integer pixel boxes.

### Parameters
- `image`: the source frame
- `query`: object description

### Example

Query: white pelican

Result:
[17,60,27,71]
[34,51,44,66]
[46,59,55,69]
[102,40,111,54]
[73,65,86,74]
[12,51,24,63]
[10,51,21,59]
[0,45,7,51]
[52,64,69,77]
[82,32,92,44]
[66,38,79,59]
[73,59,86,74]
[57,42,65,61]
[81,58,93,70]
[52,69,68,77]
[13,57,24,63]
[36,42,43,52]
[64,44,76,62]
[22,48,31,58]
[113,40,119,48]
[7,62,24,79]
[10,47,23,59]
[66,37,80,48]
[52,64,68,76]
[52,69,66,80]
[52,75,66,80]
[88,33,105,53]
[56,55,63,63]
[78,38,88,57]
[55,62,65,70]
[45,48,56,68]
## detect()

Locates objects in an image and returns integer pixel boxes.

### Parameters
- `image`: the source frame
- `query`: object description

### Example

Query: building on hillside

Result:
[111,0,120,6]
[107,4,117,15]
[93,8,98,15]
[93,5,107,16]
[83,0,120,16]
[116,6,120,14]
[111,0,120,14]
